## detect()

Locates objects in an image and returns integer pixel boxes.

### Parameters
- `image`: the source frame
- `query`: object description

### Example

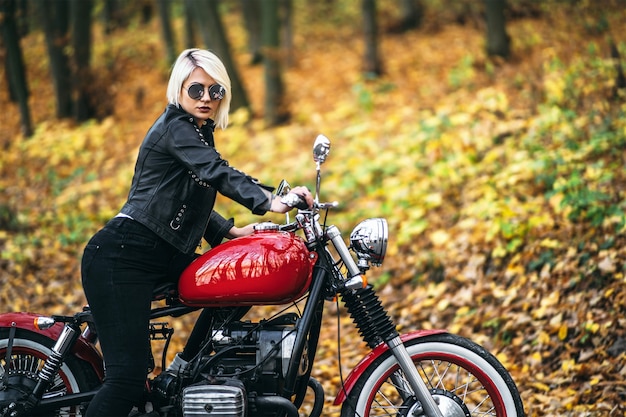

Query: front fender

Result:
[333,329,447,405]
[0,311,104,381]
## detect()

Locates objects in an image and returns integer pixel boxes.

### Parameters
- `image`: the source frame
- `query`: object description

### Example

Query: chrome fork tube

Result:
[387,336,444,417]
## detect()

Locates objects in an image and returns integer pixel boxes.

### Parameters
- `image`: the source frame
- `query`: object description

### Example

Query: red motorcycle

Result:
[0,135,524,417]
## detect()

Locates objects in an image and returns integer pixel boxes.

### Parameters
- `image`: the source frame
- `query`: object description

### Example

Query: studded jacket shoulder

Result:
[120,104,272,254]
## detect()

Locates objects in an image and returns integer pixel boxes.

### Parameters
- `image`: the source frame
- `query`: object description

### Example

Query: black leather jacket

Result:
[120,104,272,254]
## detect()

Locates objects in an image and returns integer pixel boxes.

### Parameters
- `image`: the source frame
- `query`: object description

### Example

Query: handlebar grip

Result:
[281,193,309,210]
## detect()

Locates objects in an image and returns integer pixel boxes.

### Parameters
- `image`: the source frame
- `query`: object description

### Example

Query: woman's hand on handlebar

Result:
[271,186,314,213]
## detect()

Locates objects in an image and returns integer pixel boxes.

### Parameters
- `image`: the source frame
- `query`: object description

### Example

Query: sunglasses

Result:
[186,83,226,101]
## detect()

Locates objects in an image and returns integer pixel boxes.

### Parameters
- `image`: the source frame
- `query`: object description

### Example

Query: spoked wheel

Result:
[340,333,525,417]
[0,329,100,417]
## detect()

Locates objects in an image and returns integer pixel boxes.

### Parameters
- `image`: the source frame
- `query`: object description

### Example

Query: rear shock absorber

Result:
[24,324,79,410]
[341,285,398,349]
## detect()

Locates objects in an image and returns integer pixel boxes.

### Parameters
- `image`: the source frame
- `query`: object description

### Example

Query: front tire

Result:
[0,329,100,417]
[340,333,524,416]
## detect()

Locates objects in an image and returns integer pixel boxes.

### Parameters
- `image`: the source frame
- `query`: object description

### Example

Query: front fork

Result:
[342,286,443,417]
[387,337,443,417]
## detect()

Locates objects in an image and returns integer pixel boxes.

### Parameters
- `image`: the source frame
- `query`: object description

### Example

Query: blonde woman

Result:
[81,49,312,416]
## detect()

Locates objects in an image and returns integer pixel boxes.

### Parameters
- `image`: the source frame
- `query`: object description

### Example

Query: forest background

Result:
[1,0,626,416]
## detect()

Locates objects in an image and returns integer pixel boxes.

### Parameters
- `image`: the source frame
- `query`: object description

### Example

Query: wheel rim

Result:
[361,351,508,416]
[1,339,84,416]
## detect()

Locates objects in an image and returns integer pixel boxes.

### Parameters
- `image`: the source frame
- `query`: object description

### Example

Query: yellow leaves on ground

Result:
[429,229,450,247]
[532,291,559,320]
[2,4,626,417]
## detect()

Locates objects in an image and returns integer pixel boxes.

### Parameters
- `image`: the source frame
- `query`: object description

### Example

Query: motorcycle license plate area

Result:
[178,231,317,306]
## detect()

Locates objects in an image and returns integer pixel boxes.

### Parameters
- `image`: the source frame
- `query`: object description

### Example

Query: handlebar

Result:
[274,200,337,235]
[316,201,339,210]
[281,192,338,210]
[278,222,300,233]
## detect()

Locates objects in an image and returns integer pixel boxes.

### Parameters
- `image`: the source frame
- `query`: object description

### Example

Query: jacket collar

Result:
[167,104,216,131]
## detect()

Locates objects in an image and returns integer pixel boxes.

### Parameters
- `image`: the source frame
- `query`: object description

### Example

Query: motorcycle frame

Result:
[0,240,447,417]
[0,266,328,414]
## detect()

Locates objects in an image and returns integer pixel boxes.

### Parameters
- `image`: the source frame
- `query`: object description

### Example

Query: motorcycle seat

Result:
[152,282,179,302]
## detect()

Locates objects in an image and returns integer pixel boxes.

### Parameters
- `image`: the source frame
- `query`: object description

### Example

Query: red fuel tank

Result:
[178,230,317,306]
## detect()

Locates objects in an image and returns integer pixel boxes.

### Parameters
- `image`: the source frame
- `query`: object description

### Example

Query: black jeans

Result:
[81,217,181,417]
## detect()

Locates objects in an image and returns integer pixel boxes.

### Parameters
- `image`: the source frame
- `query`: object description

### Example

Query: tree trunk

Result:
[71,0,94,121]
[0,0,32,136]
[362,0,382,76]
[279,0,294,67]
[610,39,626,97]
[183,2,196,48]
[484,0,510,59]
[395,0,423,32]
[37,0,72,119]
[12,0,29,38]
[240,0,262,64]
[102,0,130,34]
[261,0,288,126]
[102,0,118,34]
[157,0,176,65]
[139,0,152,24]
[185,0,250,112]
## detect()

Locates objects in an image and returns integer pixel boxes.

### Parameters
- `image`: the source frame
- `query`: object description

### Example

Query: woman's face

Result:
[179,67,221,125]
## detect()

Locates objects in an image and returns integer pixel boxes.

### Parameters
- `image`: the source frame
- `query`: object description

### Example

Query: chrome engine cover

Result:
[182,380,246,417]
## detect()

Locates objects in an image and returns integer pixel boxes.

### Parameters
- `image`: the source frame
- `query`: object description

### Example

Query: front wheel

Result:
[340,333,524,417]
[0,329,100,417]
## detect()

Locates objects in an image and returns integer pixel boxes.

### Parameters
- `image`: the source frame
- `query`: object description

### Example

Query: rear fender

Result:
[0,311,104,381]
[333,329,447,405]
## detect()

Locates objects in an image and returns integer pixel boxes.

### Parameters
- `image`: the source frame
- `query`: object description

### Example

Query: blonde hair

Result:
[167,48,231,129]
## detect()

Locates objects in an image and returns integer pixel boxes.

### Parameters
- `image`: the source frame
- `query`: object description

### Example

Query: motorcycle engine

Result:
[209,315,306,393]
[153,314,306,417]
[181,378,246,417]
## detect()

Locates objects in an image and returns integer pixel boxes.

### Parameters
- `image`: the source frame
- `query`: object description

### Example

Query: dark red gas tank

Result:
[178,229,317,307]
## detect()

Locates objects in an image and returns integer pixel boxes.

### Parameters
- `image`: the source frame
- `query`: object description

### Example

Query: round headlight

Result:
[350,218,388,266]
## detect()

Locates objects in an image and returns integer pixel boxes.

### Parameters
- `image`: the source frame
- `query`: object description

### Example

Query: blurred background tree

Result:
[0,0,32,136]
[1,0,528,129]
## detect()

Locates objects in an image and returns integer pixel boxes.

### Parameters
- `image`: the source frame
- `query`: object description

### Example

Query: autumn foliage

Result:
[1,2,626,416]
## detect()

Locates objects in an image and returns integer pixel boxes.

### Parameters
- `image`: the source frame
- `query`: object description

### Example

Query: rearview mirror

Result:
[313,135,331,165]
[275,179,291,197]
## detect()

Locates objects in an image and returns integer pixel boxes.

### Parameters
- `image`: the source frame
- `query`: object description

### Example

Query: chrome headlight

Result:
[350,218,388,267]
